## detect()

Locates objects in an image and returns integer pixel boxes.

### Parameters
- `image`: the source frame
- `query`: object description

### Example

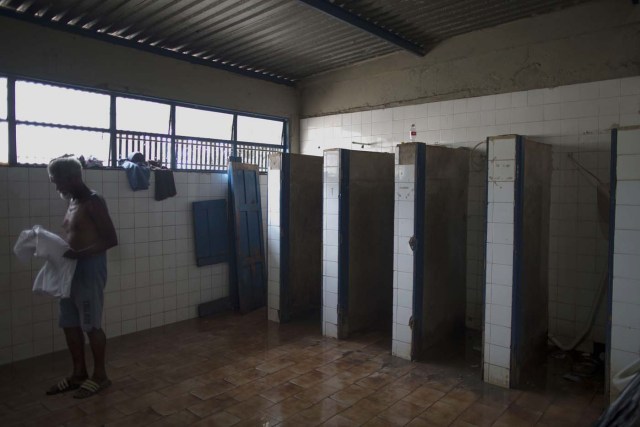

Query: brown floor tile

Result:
[225,395,275,419]
[190,379,237,400]
[402,385,446,408]
[263,396,314,422]
[260,381,305,403]
[456,402,506,427]
[338,398,384,424]
[295,382,342,404]
[378,399,425,426]
[147,409,201,427]
[103,407,161,427]
[367,384,414,408]
[419,400,464,426]
[514,391,553,413]
[356,371,395,390]
[296,397,349,425]
[255,357,295,374]
[224,368,267,386]
[0,309,608,427]
[22,406,86,427]
[289,370,333,388]
[330,384,375,406]
[151,393,202,416]
[493,405,543,427]
[322,414,360,426]
[192,410,241,427]
[187,395,238,418]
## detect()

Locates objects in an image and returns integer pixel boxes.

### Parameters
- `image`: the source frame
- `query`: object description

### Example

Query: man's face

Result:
[50,175,72,200]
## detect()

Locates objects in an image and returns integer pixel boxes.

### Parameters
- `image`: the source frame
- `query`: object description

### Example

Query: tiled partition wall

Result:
[392,150,415,360]
[266,165,281,322]
[610,126,640,399]
[0,166,269,365]
[302,76,640,351]
[322,150,340,338]
[484,136,517,388]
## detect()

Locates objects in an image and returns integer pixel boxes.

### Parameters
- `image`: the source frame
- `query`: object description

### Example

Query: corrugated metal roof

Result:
[0,0,594,85]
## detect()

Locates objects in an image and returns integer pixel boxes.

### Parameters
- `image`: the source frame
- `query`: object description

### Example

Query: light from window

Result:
[0,78,6,120]
[0,122,7,164]
[16,125,110,165]
[15,81,109,128]
[175,106,233,140]
[237,116,283,146]
[116,97,170,134]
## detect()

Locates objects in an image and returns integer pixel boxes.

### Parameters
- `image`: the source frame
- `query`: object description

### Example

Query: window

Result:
[0,78,6,164]
[16,126,109,165]
[0,77,7,120]
[237,115,283,146]
[16,81,109,128]
[4,76,287,171]
[116,97,171,134]
[176,106,233,140]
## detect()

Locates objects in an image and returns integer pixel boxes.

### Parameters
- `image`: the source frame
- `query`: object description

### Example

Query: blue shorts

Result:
[59,253,107,332]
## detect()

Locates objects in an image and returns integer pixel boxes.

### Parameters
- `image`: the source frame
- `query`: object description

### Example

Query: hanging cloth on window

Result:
[154,169,177,201]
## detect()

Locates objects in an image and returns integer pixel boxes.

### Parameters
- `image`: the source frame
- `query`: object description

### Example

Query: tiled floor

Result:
[0,309,605,426]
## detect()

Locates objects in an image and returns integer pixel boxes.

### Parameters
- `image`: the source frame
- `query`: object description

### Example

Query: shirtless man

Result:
[46,156,118,399]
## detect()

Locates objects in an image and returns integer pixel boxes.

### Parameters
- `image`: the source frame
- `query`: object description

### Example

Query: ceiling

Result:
[0,0,595,86]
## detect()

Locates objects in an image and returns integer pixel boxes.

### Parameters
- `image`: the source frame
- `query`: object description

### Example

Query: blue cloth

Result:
[122,160,150,191]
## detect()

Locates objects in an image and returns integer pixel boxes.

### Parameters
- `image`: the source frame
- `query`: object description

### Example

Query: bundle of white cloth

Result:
[13,225,76,298]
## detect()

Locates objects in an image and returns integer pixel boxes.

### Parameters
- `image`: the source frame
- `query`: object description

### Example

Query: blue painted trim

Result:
[338,150,351,338]
[280,154,291,323]
[109,95,117,167]
[411,143,427,360]
[510,135,525,388]
[0,9,295,86]
[481,138,490,378]
[298,0,425,56]
[7,77,16,165]
[606,129,618,399]
[169,105,177,170]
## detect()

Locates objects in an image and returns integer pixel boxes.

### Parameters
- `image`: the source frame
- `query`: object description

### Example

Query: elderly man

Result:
[46,156,118,399]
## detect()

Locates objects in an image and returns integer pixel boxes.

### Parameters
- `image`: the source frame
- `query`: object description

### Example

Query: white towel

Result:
[13,225,77,298]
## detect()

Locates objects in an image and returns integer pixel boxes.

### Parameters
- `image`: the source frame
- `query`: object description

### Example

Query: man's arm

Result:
[64,196,118,259]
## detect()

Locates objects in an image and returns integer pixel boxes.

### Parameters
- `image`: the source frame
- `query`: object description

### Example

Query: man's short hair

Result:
[48,156,83,180]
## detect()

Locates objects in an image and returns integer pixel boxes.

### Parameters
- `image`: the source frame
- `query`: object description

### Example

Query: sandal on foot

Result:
[73,378,112,399]
[46,377,84,395]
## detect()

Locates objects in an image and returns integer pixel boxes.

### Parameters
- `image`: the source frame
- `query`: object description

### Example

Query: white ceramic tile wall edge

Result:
[610,127,640,400]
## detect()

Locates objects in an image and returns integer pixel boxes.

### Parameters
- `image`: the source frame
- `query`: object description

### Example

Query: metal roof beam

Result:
[298,0,424,56]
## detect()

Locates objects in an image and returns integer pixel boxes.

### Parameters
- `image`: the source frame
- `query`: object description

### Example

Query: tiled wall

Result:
[483,136,517,388]
[0,166,269,365]
[322,150,340,338]
[266,168,281,322]
[610,127,640,399]
[302,76,640,351]
[392,151,415,360]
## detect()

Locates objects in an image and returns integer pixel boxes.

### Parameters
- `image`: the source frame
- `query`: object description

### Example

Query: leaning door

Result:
[228,162,267,314]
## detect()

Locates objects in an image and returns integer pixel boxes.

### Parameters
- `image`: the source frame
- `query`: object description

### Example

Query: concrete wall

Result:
[298,0,640,118]
[0,16,300,152]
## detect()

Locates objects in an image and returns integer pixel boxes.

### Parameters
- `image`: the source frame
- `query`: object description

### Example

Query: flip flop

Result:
[46,377,84,395]
[72,378,112,399]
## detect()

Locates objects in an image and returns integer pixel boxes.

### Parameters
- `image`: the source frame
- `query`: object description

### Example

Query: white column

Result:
[610,126,640,399]
[266,166,281,322]
[484,135,517,388]
[392,146,416,360]
[322,150,340,338]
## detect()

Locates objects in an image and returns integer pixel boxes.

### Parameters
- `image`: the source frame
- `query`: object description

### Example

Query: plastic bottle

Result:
[409,124,417,142]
